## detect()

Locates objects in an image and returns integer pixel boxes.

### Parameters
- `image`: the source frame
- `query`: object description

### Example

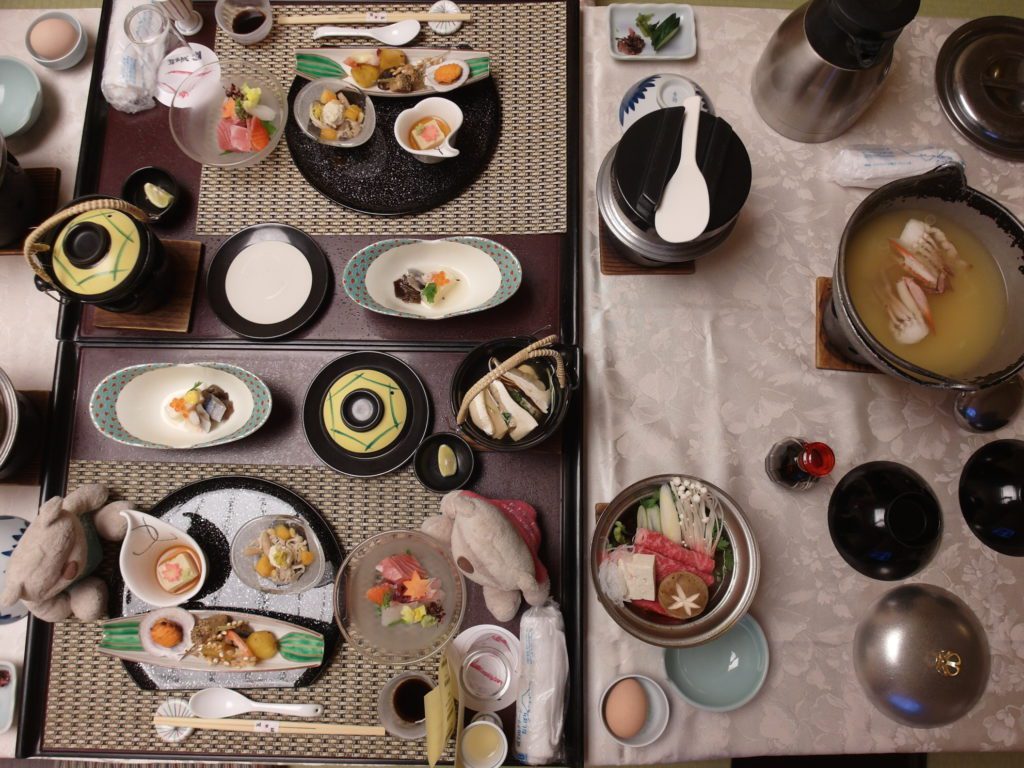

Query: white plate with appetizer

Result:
[610,4,696,60]
[342,237,522,320]
[99,609,326,673]
[89,362,271,449]
[294,47,490,97]
[292,78,375,147]
[119,509,208,608]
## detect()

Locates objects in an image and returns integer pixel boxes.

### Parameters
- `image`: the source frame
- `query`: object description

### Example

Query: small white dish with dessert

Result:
[119,509,207,607]
[393,97,463,164]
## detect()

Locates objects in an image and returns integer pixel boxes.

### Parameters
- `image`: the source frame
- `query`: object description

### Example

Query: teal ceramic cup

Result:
[0,57,43,137]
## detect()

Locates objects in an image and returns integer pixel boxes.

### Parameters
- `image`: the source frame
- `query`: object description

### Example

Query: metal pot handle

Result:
[23,197,148,290]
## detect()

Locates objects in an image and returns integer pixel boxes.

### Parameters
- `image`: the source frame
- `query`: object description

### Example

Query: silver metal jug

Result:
[751,0,919,143]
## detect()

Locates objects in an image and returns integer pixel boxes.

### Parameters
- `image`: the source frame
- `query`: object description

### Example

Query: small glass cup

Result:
[459,720,508,768]
[460,631,516,702]
[215,0,272,45]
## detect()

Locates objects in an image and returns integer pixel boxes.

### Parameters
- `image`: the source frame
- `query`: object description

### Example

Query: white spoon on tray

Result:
[189,688,323,720]
[654,94,710,244]
[312,19,421,45]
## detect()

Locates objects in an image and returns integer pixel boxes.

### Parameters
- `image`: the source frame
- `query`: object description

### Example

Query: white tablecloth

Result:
[582,6,1024,764]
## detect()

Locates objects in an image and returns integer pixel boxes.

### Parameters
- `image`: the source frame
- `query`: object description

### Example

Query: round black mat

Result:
[285,78,502,215]
[304,352,432,477]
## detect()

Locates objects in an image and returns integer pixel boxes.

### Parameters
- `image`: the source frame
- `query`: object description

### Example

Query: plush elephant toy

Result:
[422,490,550,622]
[0,484,131,622]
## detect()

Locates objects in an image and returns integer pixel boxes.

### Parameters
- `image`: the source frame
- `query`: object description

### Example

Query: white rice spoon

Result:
[654,95,710,244]
[312,19,421,45]
[188,688,323,719]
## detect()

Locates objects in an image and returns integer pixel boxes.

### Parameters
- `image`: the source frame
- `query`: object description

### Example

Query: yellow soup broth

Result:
[845,209,1007,377]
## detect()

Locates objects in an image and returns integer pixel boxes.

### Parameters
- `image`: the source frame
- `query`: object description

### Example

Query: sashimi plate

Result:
[342,237,522,320]
[295,47,490,98]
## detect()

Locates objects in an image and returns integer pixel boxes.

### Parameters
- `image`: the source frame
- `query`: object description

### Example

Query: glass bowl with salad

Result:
[591,474,760,647]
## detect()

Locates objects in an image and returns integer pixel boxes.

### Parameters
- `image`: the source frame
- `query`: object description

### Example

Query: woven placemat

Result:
[197,2,568,236]
[42,460,451,761]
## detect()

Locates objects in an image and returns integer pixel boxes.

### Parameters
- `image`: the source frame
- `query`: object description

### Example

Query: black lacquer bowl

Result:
[285,77,501,215]
[828,461,943,580]
[959,439,1024,556]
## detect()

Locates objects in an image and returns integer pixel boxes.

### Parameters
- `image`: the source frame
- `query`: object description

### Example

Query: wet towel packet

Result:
[829,146,964,189]
[514,601,568,765]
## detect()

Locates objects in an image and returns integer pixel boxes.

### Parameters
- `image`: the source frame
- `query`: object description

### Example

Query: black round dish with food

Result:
[121,166,184,225]
[284,78,501,215]
[828,461,943,580]
[414,432,475,493]
[959,439,1024,556]
[304,352,431,477]
[449,336,577,452]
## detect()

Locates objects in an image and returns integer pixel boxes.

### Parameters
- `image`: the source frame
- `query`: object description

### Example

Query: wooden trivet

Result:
[2,390,50,487]
[600,219,696,276]
[815,277,878,374]
[0,167,61,256]
[93,240,203,333]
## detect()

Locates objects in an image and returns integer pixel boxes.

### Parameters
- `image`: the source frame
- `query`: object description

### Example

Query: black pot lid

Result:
[304,352,431,477]
[828,461,942,580]
[936,16,1024,161]
[50,208,148,300]
[614,106,751,235]
[959,439,1024,556]
[208,223,330,340]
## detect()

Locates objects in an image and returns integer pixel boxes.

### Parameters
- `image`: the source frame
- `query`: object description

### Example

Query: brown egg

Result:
[29,17,78,60]
[603,677,648,740]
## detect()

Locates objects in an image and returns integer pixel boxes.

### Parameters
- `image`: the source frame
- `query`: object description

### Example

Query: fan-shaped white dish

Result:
[119,509,208,608]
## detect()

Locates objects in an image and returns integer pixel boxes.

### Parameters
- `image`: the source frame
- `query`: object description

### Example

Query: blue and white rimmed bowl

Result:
[342,237,522,320]
[89,363,272,449]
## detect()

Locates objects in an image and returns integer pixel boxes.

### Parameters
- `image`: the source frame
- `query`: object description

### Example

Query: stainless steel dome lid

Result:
[935,16,1024,161]
[853,584,990,728]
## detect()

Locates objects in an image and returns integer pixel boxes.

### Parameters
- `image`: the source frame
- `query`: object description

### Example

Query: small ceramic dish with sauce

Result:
[119,509,208,608]
[122,167,184,223]
[414,432,474,493]
[600,674,670,747]
[393,97,463,164]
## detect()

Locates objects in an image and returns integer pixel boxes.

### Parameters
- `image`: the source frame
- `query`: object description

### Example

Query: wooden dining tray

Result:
[19,0,581,760]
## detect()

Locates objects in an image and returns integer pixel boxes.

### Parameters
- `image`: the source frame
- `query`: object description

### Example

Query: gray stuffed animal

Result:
[0,484,131,622]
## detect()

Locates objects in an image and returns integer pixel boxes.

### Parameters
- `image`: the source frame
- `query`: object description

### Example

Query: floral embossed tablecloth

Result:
[582,6,1024,764]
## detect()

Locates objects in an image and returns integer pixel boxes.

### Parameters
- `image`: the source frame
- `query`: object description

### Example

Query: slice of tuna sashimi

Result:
[216,119,234,152]
[634,527,715,573]
[376,553,424,584]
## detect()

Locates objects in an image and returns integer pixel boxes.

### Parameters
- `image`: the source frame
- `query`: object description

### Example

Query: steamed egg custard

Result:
[322,369,408,454]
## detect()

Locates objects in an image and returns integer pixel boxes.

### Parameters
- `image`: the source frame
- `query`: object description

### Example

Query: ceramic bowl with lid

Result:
[959,439,1024,556]
[854,584,990,728]
[597,105,751,267]
[591,474,760,648]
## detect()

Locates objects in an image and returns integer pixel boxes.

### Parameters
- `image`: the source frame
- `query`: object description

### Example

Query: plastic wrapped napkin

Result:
[828,146,964,189]
[515,601,568,765]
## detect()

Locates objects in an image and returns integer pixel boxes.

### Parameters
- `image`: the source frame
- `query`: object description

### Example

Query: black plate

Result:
[304,352,431,477]
[960,439,1024,556]
[285,78,502,215]
[109,475,344,690]
[207,223,331,339]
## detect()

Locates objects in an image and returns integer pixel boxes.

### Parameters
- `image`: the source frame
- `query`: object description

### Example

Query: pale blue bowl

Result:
[664,614,769,712]
[0,57,43,138]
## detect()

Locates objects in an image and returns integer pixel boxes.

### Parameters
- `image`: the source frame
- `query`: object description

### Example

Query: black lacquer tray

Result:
[284,78,502,215]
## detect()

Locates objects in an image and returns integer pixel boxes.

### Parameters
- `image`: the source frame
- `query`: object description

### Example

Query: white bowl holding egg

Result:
[25,12,87,70]
[600,674,670,747]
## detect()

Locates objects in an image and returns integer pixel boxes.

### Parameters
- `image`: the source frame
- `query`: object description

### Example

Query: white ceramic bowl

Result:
[393,96,463,164]
[600,674,670,748]
[0,57,42,137]
[24,12,87,70]
[119,509,207,607]
[0,515,29,624]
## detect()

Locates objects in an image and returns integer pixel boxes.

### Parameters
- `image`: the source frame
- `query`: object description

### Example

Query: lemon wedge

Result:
[437,444,457,478]
[143,182,174,209]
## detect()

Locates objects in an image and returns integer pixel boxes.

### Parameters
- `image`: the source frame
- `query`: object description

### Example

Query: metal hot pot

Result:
[824,164,1024,390]
[597,105,751,267]
[23,196,169,314]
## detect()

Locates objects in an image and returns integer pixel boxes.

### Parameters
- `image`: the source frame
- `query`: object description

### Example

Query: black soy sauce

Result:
[231,9,266,35]
[393,678,432,724]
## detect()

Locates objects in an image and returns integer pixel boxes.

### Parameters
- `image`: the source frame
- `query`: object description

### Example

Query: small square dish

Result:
[609,4,696,61]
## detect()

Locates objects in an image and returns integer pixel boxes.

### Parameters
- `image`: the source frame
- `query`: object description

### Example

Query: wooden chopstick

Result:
[279,12,471,25]
[153,716,385,736]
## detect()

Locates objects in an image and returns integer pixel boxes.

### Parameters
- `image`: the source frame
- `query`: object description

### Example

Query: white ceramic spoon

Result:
[188,688,323,720]
[654,95,710,244]
[312,19,421,45]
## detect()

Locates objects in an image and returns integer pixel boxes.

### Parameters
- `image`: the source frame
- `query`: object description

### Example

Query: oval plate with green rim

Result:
[663,614,769,712]
[342,236,522,320]
[89,362,272,449]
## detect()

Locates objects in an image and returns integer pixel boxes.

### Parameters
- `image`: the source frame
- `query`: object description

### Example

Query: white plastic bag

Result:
[514,601,568,765]
[828,145,964,189]
[100,2,166,113]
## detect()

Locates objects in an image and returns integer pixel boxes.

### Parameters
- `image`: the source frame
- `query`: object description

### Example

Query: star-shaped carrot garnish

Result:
[403,571,432,601]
